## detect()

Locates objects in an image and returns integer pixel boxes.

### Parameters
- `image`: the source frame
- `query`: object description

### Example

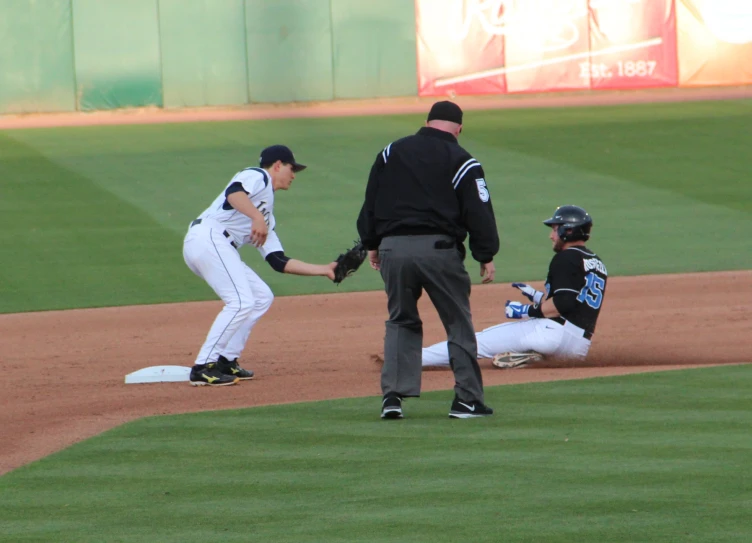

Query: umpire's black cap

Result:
[260,145,307,172]
[427,101,463,125]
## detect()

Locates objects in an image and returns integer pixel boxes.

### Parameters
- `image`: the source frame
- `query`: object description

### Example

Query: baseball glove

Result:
[333,240,367,284]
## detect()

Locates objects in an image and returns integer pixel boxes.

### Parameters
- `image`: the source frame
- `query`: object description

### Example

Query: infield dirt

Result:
[1,271,749,474]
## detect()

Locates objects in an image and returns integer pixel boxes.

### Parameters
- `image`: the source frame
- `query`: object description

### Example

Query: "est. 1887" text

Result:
[579,60,658,79]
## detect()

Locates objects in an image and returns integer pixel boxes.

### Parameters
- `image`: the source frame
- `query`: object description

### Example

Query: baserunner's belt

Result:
[551,316,593,340]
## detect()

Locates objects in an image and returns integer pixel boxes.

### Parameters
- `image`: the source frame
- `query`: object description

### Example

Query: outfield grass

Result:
[1,100,751,313]
[1,364,750,542]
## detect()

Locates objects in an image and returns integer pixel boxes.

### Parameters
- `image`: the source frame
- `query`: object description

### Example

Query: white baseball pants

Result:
[422,318,591,367]
[183,220,274,366]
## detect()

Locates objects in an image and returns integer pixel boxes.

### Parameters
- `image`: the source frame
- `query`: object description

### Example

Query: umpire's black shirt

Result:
[356,127,499,263]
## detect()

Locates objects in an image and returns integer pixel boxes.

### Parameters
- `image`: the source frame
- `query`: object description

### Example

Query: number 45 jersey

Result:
[544,246,607,337]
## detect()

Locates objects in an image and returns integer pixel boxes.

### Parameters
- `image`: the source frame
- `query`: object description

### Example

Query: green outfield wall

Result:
[0,0,77,114]
[0,0,418,114]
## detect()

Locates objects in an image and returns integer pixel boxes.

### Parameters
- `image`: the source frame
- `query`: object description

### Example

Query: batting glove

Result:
[512,283,544,305]
[505,301,530,319]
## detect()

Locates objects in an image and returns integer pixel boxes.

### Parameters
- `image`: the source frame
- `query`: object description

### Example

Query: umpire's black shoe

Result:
[448,396,494,419]
[381,393,404,419]
[216,355,254,380]
[190,363,239,387]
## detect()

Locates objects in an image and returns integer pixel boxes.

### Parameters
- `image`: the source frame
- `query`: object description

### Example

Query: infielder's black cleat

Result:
[381,393,404,419]
[190,362,239,386]
[448,396,494,419]
[216,355,254,380]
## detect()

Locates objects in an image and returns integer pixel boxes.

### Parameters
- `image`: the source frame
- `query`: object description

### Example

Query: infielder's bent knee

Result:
[255,289,274,313]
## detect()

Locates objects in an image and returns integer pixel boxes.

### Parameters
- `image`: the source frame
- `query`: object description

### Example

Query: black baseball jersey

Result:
[544,246,607,335]
[356,126,499,263]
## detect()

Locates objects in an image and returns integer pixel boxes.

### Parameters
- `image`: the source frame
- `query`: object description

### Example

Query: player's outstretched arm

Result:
[283,259,337,280]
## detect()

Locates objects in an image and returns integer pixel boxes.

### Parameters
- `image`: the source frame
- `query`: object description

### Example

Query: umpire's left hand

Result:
[481,262,495,284]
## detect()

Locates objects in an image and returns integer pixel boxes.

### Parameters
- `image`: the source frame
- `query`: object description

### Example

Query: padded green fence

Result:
[159,0,249,108]
[330,0,417,99]
[0,0,76,114]
[0,0,418,114]
[71,0,163,111]
[245,0,335,103]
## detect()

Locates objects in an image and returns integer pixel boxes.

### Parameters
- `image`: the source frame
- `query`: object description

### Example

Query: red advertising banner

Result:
[415,0,751,96]
[677,0,752,86]
[415,0,506,96]
[588,0,678,90]
[502,0,591,93]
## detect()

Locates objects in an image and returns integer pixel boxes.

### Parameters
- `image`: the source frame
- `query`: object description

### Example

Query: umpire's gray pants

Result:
[379,235,484,403]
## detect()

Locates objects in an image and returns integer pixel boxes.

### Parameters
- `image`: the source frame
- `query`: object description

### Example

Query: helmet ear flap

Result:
[558,223,590,242]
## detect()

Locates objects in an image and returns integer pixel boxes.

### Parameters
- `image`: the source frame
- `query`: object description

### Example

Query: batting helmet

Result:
[543,205,593,242]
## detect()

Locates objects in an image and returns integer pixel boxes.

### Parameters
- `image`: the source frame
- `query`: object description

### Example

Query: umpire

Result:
[357,101,500,419]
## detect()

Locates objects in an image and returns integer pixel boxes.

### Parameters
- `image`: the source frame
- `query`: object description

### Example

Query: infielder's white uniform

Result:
[183,167,281,366]
[422,318,592,367]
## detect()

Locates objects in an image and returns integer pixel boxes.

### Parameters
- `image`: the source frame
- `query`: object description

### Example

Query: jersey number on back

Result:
[577,272,605,309]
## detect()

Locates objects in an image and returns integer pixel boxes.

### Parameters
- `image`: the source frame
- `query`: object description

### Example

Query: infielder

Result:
[422,205,607,369]
[184,145,336,386]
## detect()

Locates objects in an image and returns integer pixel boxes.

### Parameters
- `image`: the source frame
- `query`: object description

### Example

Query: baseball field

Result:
[1,91,751,542]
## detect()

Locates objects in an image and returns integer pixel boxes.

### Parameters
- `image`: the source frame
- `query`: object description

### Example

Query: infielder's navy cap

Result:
[427,101,463,125]
[260,145,307,172]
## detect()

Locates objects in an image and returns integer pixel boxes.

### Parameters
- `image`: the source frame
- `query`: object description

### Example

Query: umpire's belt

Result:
[190,219,237,248]
[552,316,593,340]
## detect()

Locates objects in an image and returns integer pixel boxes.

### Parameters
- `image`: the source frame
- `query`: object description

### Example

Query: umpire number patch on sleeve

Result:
[475,178,489,202]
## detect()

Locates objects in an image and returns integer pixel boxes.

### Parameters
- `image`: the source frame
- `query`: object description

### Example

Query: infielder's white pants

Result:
[183,221,273,365]
[422,318,591,367]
